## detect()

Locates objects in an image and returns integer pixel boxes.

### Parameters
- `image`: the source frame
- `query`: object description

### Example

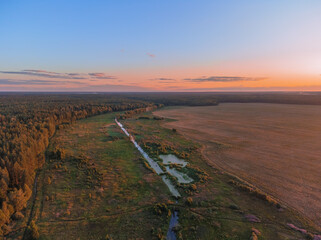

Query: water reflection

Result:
[115,118,181,198]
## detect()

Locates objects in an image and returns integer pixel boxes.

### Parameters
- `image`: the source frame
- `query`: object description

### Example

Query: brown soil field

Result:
[154,103,321,226]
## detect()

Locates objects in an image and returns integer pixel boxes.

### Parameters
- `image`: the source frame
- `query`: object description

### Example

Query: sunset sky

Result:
[1,0,321,92]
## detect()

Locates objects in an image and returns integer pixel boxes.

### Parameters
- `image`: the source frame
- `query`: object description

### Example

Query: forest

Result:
[0,94,153,236]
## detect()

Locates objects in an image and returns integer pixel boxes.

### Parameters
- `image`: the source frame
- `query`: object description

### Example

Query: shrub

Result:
[186,197,193,206]
[229,179,280,207]
[13,211,24,220]
[229,203,240,210]
[105,234,113,240]
[153,116,164,120]
[25,220,39,240]
[47,176,52,185]
[190,184,197,191]
[153,203,168,215]
[250,232,258,240]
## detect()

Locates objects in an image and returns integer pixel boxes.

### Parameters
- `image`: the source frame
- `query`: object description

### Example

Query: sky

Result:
[0,0,321,92]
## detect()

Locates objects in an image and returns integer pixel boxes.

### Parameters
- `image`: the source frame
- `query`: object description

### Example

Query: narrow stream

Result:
[115,119,185,239]
[115,119,181,197]
[166,209,179,240]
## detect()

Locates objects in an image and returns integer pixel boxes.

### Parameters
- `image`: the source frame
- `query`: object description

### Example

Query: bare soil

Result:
[154,103,321,226]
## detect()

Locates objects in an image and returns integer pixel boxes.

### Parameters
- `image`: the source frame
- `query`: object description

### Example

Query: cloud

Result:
[0,81,155,92]
[0,79,85,85]
[0,69,119,82]
[150,77,175,81]
[183,76,267,82]
[147,53,155,58]
[0,70,87,79]
[88,73,117,79]
[82,84,153,92]
[180,85,321,91]
[67,73,81,76]
[24,69,57,74]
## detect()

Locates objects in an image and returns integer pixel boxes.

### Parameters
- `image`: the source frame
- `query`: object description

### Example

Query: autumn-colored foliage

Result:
[0,94,152,233]
[25,220,39,240]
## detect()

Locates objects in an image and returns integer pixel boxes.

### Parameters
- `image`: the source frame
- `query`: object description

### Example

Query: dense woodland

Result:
[0,92,320,236]
[0,94,153,235]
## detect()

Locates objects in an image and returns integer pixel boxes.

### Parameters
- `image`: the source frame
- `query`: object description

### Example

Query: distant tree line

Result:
[124,92,321,106]
[117,104,162,119]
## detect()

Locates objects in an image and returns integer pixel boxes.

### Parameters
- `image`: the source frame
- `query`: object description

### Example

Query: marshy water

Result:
[165,167,193,184]
[166,209,179,240]
[115,119,194,239]
[159,154,188,167]
[115,119,185,197]
[159,154,193,184]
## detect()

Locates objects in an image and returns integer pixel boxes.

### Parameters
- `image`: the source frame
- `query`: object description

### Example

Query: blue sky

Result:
[1,0,321,91]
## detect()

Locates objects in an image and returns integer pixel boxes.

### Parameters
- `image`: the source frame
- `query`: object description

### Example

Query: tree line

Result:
[0,94,152,236]
[124,92,321,106]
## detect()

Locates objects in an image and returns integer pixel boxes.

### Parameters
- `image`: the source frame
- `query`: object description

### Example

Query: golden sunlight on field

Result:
[155,103,321,226]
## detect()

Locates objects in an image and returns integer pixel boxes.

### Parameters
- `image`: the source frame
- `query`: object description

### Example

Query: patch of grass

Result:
[32,112,170,239]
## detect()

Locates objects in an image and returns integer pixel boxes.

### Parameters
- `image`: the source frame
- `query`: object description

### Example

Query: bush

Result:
[13,211,24,220]
[105,234,113,240]
[152,228,164,240]
[186,197,193,206]
[153,116,164,120]
[153,203,168,215]
[190,184,197,191]
[250,232,258,240]
[229,203,240,210]
[25,220,39,240]
[229,179,280,207]
[47,176,52,185]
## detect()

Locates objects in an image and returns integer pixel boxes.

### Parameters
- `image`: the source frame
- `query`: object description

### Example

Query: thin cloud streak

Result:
[0,70,117,80]
[88,73,117,79]
[180,85,321,91]
[149,77,175,81]
[183,76,267,82]
[0,82,154,92]
[0,70,87,79]
[0,79,85,85]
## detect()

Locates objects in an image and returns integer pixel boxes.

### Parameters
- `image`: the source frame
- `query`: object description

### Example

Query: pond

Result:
[159,154,194,184]
[165,166,193,184]
[159,154,188,167]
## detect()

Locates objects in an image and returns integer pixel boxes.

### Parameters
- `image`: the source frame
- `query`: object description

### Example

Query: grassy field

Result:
[26,112,172,240]
[154,103,321,228]
[17,108,320,239]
